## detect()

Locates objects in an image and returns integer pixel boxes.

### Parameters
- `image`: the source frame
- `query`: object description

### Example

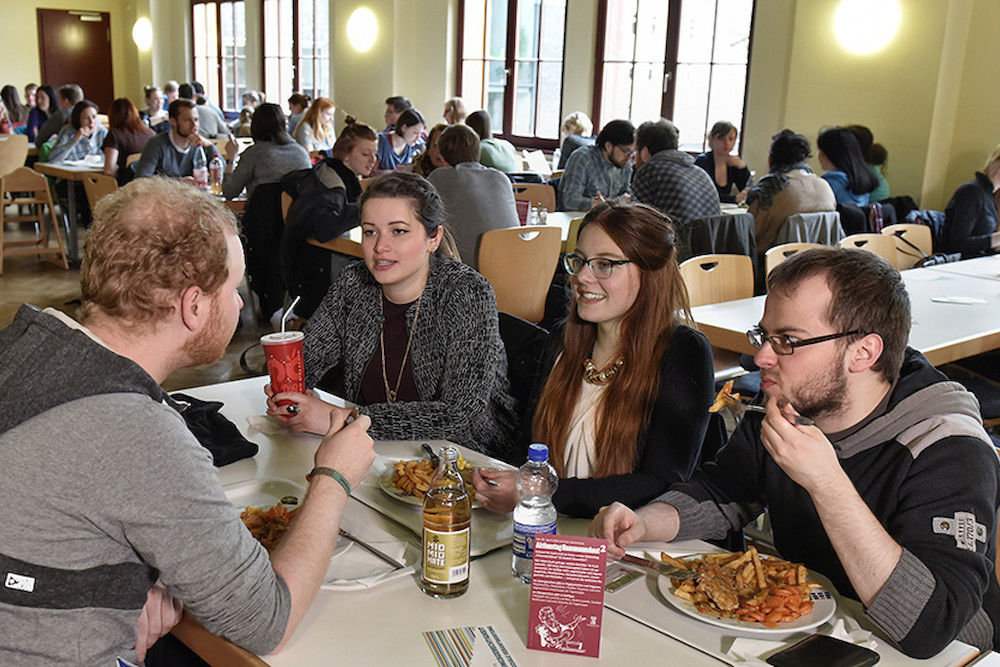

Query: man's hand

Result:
[135,583,183,661]
[314,412,374,490]
[588,502,647,558]
[759,396,845,493]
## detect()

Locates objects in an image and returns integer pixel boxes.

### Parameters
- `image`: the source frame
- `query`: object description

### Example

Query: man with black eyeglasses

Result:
[591,247,1000,658]
[558,119,635,211]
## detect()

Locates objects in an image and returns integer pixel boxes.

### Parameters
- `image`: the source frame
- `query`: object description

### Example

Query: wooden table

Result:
[691,265,1000,366]
[169,376,979,666]
[34,160,103,262]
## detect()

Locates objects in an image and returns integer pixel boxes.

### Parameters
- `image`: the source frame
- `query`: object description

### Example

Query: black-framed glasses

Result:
[746,325,865,355]
[563,253,632,279]
[615,145,636,158]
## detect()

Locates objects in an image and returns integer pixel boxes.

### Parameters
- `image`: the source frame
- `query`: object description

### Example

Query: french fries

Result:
[390,456,474,500]
[662,547,818,628]
[240,503,298,550]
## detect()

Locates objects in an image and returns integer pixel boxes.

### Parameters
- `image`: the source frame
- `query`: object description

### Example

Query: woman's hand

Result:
[265,384,350,434]
[471,469,519,514]
[224,136,239,161]
[726,154,747,169]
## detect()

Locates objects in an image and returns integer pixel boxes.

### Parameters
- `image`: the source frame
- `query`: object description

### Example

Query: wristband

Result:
[307,466,351,496]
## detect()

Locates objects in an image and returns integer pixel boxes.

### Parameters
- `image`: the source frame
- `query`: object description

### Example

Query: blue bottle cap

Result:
[528,443,549,462]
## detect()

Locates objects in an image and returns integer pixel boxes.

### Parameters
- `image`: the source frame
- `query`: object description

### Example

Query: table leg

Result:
[65,181,80,262]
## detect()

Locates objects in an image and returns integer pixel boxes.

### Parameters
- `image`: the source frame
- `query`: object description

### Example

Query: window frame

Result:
[190,0,248,113]
[592,0,756,153]
[259,0,330,104]
[456,0,569,150]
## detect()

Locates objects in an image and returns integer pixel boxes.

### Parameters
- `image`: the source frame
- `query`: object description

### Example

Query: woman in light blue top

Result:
[816,127,877,207]
[847,124,890,202]
[49,100,108,163]
[376,108,425,171]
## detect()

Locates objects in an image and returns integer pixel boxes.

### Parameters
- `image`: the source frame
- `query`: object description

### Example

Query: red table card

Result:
[527,534,606,658]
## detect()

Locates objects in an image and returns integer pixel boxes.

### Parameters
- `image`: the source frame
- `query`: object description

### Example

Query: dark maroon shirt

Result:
[359,295,420,404]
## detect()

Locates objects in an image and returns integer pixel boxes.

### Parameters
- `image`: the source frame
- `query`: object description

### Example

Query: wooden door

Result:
[37,9,114,112]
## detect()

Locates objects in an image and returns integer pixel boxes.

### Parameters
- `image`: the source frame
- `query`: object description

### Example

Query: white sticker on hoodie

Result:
[933,512,986,551]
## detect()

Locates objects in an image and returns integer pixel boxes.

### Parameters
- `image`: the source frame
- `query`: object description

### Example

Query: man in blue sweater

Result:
[132,98,222,179]
[591,247,1000,658]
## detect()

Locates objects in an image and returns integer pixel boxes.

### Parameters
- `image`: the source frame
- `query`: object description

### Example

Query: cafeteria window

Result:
[262,0,330,107]
[594,0,754,153]
[458,0,567,150]
[191,0,248,112]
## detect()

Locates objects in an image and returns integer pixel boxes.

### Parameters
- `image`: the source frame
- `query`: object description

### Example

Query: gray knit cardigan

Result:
[303,252,518,459]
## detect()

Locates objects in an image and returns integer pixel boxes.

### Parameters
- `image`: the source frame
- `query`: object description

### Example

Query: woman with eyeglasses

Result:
[473,201,715,518]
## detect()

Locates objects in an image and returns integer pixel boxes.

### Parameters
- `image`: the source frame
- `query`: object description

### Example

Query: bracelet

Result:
[306,466,351,496]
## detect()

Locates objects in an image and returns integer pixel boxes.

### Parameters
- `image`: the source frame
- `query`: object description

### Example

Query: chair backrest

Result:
[839,233,899,266]
[512,183,556,212]
[561,215,585,253]
[478,226,562,323]
[0,134,28,179]
[764,242,822,276]
[1,166,48,194]
[82,173,118,211]
[881,223,932,269]
[679,254,754,307]
[125,152,142,167]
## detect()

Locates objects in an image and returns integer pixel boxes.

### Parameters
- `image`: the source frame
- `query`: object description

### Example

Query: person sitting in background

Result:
[383,95,412,132]
[443,97,466,125]
[141,85,169,133]
[412,122,449,177]
[267,172,518,458]
[746,129,836,250]
[178,82,228,139]
[132,99,222,180]
[376,107,425,171]
[230,90,264,133]
[25,84,56,142]
[102,98,154,186]
[192,80,226,123]
[222,103,310,200]
[281,118,378,321]
[559,119,635,212]
[162,80,179,106]
[465,110,519,173]
[817,126,878,207]
[632,118,719,223]
[847,124,890,202]
[428,124,519,269]
[694,121,751,204]
[293,97,336,153]
[557,111,595,170]
[474,202,714,518]
[942,144,1000,259]
[49,100,107,163]
[35,84,83,145]
[234,108,254,138]
[287,92,311,134]
[1,85,29,126]
[23,83,37,110]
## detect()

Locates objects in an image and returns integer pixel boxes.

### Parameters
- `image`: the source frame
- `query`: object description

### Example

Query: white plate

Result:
[652,551,836,637]
[378,461,480,509]
[224,478,349,557]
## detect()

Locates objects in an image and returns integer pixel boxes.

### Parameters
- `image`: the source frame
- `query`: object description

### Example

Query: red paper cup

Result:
[261,331,306,406]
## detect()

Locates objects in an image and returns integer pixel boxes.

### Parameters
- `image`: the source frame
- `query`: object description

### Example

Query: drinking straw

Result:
[281,296,301,333]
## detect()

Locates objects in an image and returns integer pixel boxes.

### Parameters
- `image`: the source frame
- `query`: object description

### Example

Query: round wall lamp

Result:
[347,8,377,52]
[132,17,153,51]
[834,0,900,55]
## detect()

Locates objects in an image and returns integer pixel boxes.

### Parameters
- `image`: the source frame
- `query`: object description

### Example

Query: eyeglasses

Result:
[615,145,636,158]
[746,325,864,355]
[563,253,632,279]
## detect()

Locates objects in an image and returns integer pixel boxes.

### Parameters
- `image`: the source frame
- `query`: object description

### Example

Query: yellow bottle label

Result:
[423,526,470,584]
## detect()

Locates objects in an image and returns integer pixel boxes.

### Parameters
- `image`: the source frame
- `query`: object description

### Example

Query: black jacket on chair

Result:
[241,182,286,318]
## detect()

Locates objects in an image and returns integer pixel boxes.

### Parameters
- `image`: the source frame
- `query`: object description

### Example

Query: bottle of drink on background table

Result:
[512,443,558,583]
[209,153,225,195]
[421,445,471,598]
[193,145,209,191]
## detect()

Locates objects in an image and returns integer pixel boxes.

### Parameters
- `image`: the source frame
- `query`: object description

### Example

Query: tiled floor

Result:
[1,222,271,392]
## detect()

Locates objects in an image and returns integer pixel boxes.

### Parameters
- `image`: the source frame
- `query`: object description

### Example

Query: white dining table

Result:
[691,264,1000,366]
[172,376,979,666]
[925,254,1000,281]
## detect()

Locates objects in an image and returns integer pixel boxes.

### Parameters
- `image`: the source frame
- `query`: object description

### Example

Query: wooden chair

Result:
[561,215,585,253]
[171,611,268,667]
[882,223,932,269]
[82,173,118,212]
[478,226,562,322]
[839,233,899,266]
[512,182,556,212]
[0,167,69,274]
[764,242,822,276]
[679,254,754,308]
[0,134,28,178]
[125,152,142,167]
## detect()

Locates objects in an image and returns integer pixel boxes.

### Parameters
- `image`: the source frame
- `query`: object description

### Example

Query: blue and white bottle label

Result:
[513,520,557,559]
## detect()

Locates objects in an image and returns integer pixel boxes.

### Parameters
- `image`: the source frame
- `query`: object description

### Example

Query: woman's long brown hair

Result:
[531,202,692,477]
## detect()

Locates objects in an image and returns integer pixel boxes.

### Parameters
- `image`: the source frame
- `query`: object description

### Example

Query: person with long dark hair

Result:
[474,201,714,518]
[0,85,28,125]
[816,127,878,206]
[25,84,57,142]
[49,100,107,163]
[221,103,310,199]
[102,98,155,185]
[847,124,890,202]
[376,108,426,171]
[266,172,517,458]
[694,120,752,203]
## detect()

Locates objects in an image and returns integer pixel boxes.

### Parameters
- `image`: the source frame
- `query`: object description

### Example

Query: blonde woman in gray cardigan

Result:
[266,172,517,459]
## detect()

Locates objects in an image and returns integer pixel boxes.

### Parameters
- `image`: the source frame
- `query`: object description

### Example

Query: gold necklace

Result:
[380,291,423,403]
[583,357,624,385]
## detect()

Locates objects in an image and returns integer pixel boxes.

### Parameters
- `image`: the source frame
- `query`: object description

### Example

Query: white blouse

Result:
[562,379,607,478]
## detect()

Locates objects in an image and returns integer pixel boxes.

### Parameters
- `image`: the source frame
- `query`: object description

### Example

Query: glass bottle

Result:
[420,445,471,598]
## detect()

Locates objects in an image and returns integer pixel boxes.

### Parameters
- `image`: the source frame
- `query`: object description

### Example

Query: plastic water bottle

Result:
[192,145,209,190]
[209,154,226,195]
[512,443,558,583]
